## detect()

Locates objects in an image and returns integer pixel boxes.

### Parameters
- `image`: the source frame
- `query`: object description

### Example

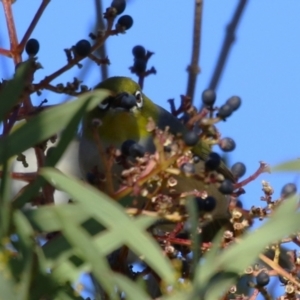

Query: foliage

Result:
[0,1,300,300]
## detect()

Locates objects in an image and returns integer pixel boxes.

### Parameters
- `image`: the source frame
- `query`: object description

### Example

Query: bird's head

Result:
[83,76,158,144]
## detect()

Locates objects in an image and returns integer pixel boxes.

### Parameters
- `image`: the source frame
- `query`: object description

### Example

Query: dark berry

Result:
[217,104,233,119]
[25,38,40,56]
[181,163,195,175]
[132,45,146,59]
[111,0,126,15]
[219,137,236,152]
[133,58,147,73]
[205,152,221,170]
[226,96,241,111]
[202,89,216,106]
[183,131,198,146]
[256,271,270,286]
[129,143,145,158]
[231,162,246,178]
[281,183,297,198]
[278,271,289,284]
[196,196,216,212]
[117,15,133,30]
[75,39,91,57]
[219,179,234,194]
[121,140,136,156]
[121,140,145,158]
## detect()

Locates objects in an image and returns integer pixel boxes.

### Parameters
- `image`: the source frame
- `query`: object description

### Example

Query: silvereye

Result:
[79,77,234,240]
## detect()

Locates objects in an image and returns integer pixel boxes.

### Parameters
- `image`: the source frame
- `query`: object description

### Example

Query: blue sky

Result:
[1,0,300,298]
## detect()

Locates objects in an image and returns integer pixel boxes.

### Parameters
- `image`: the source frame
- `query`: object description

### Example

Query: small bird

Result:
[79,76,234,241]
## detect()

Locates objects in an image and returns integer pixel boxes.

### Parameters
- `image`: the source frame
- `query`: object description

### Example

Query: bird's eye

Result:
[135,91,143,108]
[98,97,111,110]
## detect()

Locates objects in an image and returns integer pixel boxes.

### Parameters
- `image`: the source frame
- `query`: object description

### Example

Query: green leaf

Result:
[0,160,12,239]
[203,271,239,300]
[40,168,175,284]
[13,211,35,300]
[42,213,157,281]
[194,229,224,287]
[0,60,32,122]
[52,207,115,297]
[0,89,110,165]
[272,158,300,172]
[26,204,156,235]
[185,197,200,277]
[219,196,300,273]
[0,266,18,300]
[114,274,151,300]
[12,89,109,209]
[192,195,300,296]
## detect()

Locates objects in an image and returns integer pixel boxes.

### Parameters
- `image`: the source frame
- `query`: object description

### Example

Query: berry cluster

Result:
[1,1,299,299]
[129,45,157,88]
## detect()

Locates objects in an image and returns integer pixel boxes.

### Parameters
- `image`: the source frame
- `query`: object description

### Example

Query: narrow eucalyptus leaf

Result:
[219,196,300,273]
[272,159,300,172]
[40,168,175,284]
[0,90,110,165]
[0,59,32,122]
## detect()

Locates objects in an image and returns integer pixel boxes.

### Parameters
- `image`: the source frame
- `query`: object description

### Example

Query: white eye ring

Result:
[98,99,109,110]
[135,91,143,108]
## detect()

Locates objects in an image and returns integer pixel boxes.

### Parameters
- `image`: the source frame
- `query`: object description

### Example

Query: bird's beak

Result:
[112,92,137,111]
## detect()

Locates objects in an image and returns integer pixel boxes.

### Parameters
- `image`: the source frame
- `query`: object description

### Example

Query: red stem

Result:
[0,47,11,57]
[0,171,37,182]
[2,0,20,64]
[234,161,270,190]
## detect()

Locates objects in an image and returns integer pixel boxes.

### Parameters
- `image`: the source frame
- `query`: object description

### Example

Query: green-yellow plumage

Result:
[79,76,234,240]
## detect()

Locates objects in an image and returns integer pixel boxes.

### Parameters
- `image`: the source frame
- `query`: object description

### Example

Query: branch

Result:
[1,0,19,64]
[208,0,248,91]
[34,18,115,90]
[186,0,203,102]
[18,0,51,52]
[95,0,109,81]
[0,47,11,57]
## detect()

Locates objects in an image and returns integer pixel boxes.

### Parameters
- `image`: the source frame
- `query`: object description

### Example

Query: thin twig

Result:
[0,171,37,182]
[186,0,203,102]
[208,0,248,91]
[1,0,19,64]
[34,147,54,204]
[18,0,51,52]
[34,18,115,90]
[234,161,270,190]
[0,47,11,57]
[259,253,300,288]
[95,0,109,81]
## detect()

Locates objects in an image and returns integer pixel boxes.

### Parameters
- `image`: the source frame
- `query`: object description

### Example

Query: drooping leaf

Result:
[272,158,300,172]
[0,60,32,122]
[40,168,175,285]
[191,195,300,297]
[0,89,110,166]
